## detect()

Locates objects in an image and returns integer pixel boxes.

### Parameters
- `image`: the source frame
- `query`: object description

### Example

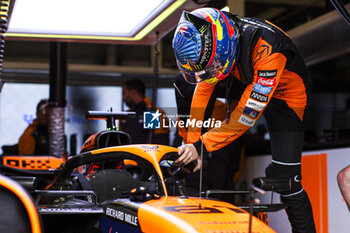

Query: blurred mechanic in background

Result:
[173,8,315,233]
[120,78,169,145]
[18,99,49,155]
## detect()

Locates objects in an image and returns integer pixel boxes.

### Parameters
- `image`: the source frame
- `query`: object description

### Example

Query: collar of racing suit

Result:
[222,12,262,85]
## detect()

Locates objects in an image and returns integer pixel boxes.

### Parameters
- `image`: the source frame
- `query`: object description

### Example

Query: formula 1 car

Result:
[0,111,283,233]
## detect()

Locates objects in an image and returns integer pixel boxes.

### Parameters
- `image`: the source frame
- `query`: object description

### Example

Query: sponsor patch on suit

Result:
[238,115,256,126]
[253,83,272,95]
[246,99,266,111]
[250,91,268,102]
[258,69,277,78]
[243,107,259,119]
[256,77,276,87]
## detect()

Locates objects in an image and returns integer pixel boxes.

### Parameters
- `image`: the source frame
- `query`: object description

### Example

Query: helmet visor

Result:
[180,62,223,84]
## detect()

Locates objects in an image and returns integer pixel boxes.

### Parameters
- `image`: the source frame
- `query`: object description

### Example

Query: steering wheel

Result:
[159,152,198,178]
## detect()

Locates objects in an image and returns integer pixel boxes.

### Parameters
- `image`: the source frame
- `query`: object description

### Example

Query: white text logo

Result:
[246,99,266,111]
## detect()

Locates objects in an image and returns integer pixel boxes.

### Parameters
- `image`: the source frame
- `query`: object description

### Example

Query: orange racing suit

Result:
[175,15,316,233]
[188,19,310,152]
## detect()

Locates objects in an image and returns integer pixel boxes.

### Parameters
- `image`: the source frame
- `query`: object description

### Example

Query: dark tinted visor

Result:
[180,62,223,84]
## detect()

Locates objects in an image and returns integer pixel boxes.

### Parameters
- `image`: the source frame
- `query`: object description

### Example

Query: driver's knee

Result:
[265,163,302,196]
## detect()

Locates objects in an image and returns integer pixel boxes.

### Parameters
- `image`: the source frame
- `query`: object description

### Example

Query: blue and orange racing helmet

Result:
[172,8,240,84]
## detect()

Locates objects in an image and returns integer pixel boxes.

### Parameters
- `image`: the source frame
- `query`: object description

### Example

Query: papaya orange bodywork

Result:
[0,175,42,233]
[88,145,275,232]
[138,197,276,233]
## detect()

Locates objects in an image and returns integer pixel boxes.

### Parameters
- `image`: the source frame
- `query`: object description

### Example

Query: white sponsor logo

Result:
[164,118,221,128]
[258,70,277,78]
[257,77,276,87]
[106,207,138,226]
[246,99,266,111]
[199,34,211,64]
[238,115,256,126]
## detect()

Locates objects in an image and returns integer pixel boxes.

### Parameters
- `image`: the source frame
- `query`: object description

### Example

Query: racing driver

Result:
[173,7,316,233]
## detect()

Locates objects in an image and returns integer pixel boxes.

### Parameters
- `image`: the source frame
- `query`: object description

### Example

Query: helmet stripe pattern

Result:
[173,25,201,66]
[173,7,240,84]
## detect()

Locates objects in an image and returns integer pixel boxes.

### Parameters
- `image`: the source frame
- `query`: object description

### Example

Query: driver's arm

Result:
[186,81,217,143]
[177,52,287,167]
[200,52,287,152]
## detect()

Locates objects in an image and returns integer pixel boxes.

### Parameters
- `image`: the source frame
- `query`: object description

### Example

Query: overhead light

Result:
[5,0,185,41]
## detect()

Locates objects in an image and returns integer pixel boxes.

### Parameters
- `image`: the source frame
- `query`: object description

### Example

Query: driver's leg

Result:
[263,98,316,233]
[266,131,316,233]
